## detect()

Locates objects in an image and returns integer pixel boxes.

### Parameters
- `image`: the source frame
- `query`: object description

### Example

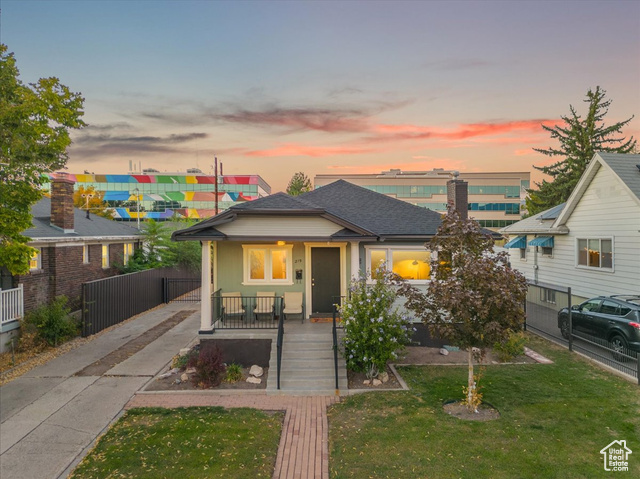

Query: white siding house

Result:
[501,153,640,301]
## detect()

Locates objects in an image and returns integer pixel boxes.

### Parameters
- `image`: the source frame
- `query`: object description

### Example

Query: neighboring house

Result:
[0,174,141,352]
[500,153,640,303]
[173,179,474,334]
[46,169,271,221]
[315,168,530,230]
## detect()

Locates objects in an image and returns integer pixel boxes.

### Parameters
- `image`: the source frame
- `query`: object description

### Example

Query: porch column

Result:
[200,240,213,333]
[350,241,360,280]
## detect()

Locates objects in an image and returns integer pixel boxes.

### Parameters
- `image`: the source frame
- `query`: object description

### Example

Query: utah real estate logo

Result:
[600,440,632,472]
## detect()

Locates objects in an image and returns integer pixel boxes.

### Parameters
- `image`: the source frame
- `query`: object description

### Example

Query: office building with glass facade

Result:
[314,169,530,229]
[46,169,271,221]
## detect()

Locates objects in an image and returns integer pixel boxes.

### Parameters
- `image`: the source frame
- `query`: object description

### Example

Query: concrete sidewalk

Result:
[0,302,199,479]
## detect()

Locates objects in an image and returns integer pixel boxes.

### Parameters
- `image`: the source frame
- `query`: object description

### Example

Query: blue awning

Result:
[504,235,527,249]
[529,236,554,248]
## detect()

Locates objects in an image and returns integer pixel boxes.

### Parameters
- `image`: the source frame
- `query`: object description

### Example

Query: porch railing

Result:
[277,309,284,390]
[212,294,283,329]
[1,284,24,326]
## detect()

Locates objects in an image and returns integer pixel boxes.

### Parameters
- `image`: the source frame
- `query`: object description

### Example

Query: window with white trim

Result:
[124,243,134,265]
[83,245,89,264]
[102,244,109,268]
[30,247,42,271]
[242,245,293,284]
[366,246,431,282]
[577,238,613,269]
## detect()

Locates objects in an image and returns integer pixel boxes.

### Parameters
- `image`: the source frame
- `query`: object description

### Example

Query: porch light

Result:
[277,241,286,246]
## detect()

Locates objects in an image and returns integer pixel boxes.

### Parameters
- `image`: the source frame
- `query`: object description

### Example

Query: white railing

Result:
[1,284,24,326]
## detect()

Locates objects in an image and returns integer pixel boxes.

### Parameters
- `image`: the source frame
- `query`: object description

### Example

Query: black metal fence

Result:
[525,282,638,383]
[211,292,283,329]
[163,278,201,303]
[81,267,199,337]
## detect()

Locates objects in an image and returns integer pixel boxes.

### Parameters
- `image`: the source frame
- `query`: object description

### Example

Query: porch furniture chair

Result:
[221,292,245,322]
[254,292,276,322]
[282,291,304,323]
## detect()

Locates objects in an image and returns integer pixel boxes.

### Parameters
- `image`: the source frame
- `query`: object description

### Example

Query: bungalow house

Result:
[0,175,140,351]
[172,178,472,335]
[500,153,640,303]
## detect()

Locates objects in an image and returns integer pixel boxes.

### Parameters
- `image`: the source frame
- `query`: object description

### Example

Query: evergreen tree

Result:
[286,172,312,196]
[527,87,636,215]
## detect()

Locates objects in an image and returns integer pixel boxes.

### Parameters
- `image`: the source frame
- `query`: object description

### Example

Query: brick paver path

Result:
[126,393,339,479]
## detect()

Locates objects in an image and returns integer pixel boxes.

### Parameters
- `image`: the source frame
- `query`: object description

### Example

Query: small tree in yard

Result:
[397,208,528,412]
[341,268,413,380]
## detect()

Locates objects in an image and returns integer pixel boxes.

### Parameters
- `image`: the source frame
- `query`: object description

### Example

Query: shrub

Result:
[224,363,243,383]
[188,344,226,388]
[493,331,527,362]
[340,267,413,379]
[171,350,195,370]
[23,296,78,347]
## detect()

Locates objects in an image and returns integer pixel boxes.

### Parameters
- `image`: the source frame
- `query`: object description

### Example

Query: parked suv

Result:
[557,295,640,356]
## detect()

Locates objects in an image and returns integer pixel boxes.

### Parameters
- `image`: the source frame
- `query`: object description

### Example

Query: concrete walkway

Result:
[127,393,339,479]
[0,302,200,479]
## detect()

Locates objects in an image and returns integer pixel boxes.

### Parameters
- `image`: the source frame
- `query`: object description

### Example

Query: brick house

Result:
[12,175,141,314]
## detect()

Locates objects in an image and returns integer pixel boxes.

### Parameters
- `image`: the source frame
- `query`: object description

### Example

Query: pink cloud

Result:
[244,143,376,158]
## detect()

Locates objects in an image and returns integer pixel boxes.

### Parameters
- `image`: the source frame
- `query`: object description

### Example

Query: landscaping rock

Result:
[158,372,172,379]
[175,379,181,385]
[379,372,389,383]
[249,365,264,377]
[246,376,261,384]
[179,348,191,356]
[363,379,371,385]
[373,379,382,386]
[439,348,449,356]
[180,373,189,382]
[169,368,180,374]
[185,367,196,374]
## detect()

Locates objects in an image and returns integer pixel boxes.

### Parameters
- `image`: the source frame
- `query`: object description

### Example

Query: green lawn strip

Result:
[70,406,282,479]
[329,336,640,479]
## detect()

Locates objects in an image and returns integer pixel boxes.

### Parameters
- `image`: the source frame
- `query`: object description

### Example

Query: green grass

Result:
[71,407,282,479]
[329,335,640,478]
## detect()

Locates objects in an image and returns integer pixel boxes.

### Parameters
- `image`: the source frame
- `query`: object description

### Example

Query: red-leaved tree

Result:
[397,208,528,411]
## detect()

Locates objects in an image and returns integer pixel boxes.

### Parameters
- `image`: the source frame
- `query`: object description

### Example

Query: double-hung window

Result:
[102,244,110,268]
[30,247,42,271]
[577,238,613,270]
[124,243,134,265]
[242,245,293,285]
[83,245,89,264]
[366,246,431,283]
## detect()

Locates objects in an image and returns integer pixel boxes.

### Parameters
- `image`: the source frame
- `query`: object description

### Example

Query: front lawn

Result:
[70,407,282,479]
[329,335,640,478]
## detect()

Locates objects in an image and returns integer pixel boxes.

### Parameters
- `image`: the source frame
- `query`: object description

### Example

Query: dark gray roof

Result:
[297,180,443,237]
[233,192,321,211]
[538,202,566,220]
[25,197,140,240]
[598,153,640,201]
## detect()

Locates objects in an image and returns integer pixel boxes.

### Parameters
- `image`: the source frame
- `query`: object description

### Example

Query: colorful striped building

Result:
[47,170,271,221]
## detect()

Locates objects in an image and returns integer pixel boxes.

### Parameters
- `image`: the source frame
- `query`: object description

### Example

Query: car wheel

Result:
[559,319,570,340]
[610,334,629,362]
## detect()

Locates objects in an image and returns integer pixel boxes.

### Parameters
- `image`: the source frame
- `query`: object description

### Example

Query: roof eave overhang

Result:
[502,226,569,235]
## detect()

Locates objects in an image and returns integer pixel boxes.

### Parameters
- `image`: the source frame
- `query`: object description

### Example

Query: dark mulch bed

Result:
[145,366,268,391]
[347,364,402,390]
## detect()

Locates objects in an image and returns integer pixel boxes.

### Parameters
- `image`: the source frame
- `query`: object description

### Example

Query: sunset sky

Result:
[3,0,639,192]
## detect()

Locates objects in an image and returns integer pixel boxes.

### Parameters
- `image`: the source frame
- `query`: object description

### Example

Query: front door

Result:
[311,248,340,314]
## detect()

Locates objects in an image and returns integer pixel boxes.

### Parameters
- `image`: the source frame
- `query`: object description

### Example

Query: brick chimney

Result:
[51,174,75,233]
[447,174,468,220]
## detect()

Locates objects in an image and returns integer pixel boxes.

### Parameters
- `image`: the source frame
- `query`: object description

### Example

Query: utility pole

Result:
[214,156,218,215]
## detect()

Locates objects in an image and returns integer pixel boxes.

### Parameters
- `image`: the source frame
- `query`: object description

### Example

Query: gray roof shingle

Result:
[25,197,140,240]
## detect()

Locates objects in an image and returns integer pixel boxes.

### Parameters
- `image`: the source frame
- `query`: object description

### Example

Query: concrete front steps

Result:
[266,329,348,396]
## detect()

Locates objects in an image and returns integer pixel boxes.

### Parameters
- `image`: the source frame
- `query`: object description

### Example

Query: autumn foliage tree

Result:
[397,208,528,412]
[0,44,84,274]
[73,185,114,220]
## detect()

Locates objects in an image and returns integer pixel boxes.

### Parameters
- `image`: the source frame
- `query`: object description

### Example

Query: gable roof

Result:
[555,152,640,226]
[173,179,447,241]
[25,197,140,242]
